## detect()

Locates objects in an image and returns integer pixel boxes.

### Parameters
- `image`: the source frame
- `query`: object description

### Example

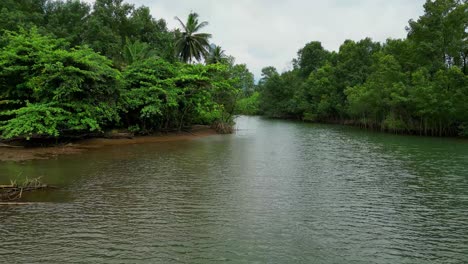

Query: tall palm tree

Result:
[206,45,228,64]
[174,12,212,63]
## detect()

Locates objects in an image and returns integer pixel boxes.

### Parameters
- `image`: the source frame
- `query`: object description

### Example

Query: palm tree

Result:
[122,38,155,66]
[174,12,212,63]
[206,45,228,64]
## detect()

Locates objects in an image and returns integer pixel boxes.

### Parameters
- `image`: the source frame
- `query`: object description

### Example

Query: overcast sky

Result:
[84,0,426,78]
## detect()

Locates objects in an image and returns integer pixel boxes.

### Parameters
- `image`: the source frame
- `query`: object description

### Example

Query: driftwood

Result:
[0,178,49,202]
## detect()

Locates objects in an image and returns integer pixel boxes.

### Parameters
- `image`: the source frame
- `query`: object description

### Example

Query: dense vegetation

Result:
[0,0,254,140]
[243,0,467,137]
[1,0,466,140]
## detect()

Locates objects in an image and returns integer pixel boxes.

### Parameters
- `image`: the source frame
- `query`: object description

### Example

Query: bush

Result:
[0,29,121,139]
[236,92,260,115]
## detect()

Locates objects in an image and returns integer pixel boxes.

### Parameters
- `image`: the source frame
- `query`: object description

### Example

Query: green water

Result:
[1,116,468,263]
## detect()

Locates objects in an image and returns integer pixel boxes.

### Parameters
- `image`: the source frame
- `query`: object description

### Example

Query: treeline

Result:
[244,0,468,137]
[0,0,254,140]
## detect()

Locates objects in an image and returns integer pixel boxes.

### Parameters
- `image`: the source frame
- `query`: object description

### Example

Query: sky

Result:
[84,0,426,79]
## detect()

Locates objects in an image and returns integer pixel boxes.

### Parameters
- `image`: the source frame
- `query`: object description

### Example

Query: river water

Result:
[1,116,467,263]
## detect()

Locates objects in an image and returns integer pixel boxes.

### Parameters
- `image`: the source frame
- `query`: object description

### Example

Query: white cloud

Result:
[83,0,426,79]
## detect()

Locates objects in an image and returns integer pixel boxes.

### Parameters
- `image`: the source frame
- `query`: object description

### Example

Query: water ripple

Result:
[1,117,468,263]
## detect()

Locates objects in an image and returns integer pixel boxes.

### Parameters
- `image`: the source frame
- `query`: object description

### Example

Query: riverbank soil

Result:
[0,126,217,162]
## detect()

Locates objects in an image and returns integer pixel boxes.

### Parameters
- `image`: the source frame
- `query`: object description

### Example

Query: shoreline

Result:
[0,126,217,162]
[258,115,467,138]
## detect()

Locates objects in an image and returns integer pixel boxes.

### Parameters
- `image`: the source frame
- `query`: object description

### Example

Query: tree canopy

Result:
[0,0,255,140]
[244,0,468,137]
[174,12,212,63]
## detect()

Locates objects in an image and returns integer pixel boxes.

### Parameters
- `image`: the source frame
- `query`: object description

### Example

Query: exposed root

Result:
[212,121,234,134]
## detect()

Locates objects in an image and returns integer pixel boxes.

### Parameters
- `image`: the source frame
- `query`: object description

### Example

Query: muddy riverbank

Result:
[0,126,216,162]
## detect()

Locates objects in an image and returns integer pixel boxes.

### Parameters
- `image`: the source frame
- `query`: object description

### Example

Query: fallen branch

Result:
[0,177,49,202]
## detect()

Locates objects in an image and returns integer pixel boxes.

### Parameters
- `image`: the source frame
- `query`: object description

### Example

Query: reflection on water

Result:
[1,116,468,263]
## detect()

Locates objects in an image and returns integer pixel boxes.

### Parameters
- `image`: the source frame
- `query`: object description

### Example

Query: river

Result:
[1,116,467,263]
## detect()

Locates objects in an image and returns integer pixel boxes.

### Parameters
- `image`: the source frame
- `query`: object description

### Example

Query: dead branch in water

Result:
[0,177,49,202]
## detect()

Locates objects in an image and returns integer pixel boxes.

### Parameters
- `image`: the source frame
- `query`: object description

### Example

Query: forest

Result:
[1,0,467,140]
[0,0,254,140]
[240,0,468,137]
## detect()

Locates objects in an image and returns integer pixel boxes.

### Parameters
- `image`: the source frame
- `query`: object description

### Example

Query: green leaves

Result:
[120,58,240,132]
[294,41,331,78]
[0,29,121,139]
[0,3,242,140]
[255,0,467,136]
[174,12,212,63]
[407,0,467,72]
[236,92,260,115]
[0,103,68,139]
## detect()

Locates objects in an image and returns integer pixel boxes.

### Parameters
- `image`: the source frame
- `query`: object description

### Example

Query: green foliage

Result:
[43,0,91,47]
[3,0,465,140]
[121,58,241,132]
[294,41,330,78]
[258,66,304,118]
[122,38,157,67]
[0,0,47,32]
[346,53,409,130]
[80,0,174,65]
[236,92,260,115]
[334,38,381,92]
[0,0,175,66]
[230,64,255,95]
[0,29,121,139]
[407,0,467,73]
[175,12,212,63]
[258,67,283,117]
[257,0,468,137]
[299,64,342,121]
[0,1,244,140]
[0,103,70,139]
[121,58,177,131]
[206,45,228,65]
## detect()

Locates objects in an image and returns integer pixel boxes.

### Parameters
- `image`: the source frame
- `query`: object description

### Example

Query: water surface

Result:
[1,116,468,263]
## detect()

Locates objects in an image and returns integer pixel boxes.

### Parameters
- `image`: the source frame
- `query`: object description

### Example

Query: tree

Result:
[174,12,212,63]
[298,64,343,121]
[82,0,134,59]
[206,45,228,64]
[126,6,174,62]
[407,0,467,73]
[0,29,121,139]
[258,67,299,118]
[122,38,155,66]
[346,53,408,131]
[334,38,381,92]
[230,64,255,95]
[236,92,260,115]
[43,0,91,47]
[0,0,47,32]
[81,0,174,65]
[121,58,178,131]
[0,1,244,140]
[294,41,330,78]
